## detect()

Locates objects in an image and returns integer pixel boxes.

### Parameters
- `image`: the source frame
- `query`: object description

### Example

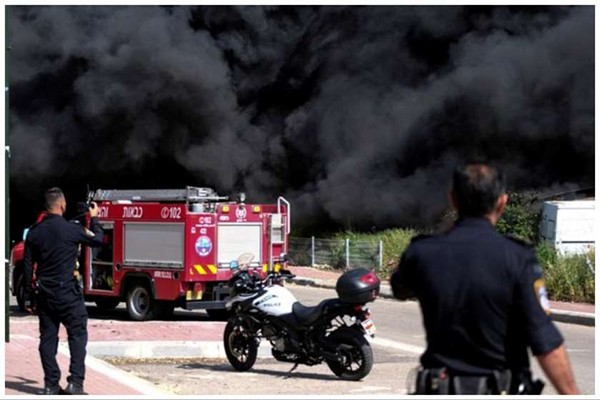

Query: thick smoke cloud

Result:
[7,6,594,235]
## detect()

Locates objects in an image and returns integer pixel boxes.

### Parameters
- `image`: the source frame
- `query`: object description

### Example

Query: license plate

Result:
[361,318,377,336]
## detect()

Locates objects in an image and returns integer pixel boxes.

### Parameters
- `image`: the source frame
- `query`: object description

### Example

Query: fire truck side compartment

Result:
[217,224,263,267]
[124,223,184,268]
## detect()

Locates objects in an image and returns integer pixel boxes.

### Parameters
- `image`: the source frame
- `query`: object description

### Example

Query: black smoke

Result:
[7,5,595,239]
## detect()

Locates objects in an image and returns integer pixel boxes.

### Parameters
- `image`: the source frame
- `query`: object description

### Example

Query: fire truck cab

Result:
[81,186,290,320]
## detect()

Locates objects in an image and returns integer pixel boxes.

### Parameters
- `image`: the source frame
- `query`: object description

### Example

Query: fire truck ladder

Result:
[267,197,291,272]
[91,187,229,203]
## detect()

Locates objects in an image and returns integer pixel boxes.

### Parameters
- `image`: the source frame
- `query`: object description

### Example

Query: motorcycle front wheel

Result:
[326,327,373,381]
[223,316,259,371]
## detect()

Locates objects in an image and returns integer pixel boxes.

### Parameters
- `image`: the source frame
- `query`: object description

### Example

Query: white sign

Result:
[153,271,173,279]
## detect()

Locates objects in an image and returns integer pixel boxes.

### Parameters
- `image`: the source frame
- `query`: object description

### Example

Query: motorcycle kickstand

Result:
[284,363,299,379]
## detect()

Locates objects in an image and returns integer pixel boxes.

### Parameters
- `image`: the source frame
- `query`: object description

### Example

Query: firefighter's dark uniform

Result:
[390,217,563,394]
[24,214,103,390]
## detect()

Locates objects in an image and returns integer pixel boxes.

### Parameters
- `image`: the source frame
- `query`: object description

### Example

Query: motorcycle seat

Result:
[292,298,339,326]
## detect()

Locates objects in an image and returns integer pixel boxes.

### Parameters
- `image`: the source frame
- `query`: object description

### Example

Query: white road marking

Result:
[348,385,391,393]
[372,337,424,354]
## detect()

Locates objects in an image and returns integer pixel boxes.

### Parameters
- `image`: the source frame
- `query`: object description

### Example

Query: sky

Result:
[3,4,596,238]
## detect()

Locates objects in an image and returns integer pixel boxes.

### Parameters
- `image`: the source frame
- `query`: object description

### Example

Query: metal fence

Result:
[288,236,383,270]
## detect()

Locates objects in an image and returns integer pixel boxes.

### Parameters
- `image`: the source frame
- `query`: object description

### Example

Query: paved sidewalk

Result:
[5,334,164,396]
[5,319,225,396]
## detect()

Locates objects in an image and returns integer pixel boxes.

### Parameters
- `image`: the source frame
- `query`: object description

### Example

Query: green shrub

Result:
[332,229,418,277]
[535,242,558,268]
[536,244,595,304]
[496,192,541,242]
[376,228,418,278]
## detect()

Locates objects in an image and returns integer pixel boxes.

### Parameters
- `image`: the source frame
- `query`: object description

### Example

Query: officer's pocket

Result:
[72,281,83,296]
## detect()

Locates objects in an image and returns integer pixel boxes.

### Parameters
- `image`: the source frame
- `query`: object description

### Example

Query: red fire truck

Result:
[9,187,290,321]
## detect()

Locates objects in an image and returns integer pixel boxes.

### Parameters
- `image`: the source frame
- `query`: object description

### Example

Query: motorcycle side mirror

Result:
[230,260,239,270]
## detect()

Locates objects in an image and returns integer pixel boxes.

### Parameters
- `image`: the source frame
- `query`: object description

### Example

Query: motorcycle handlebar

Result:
[229,269,296,293]
[259,271,296,285]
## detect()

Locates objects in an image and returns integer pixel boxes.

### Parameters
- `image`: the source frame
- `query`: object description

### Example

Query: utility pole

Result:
[5,146,9,344]
[5,10,11,343]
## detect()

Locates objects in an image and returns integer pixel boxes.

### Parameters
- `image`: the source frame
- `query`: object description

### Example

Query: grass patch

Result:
[332,229,419,276]
[536,245,595,304]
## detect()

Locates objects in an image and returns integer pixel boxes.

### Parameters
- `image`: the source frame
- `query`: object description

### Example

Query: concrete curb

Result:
[290,277,595,327]
[550,311,595,327]
[86,340,273,359]
[58,342,170,395]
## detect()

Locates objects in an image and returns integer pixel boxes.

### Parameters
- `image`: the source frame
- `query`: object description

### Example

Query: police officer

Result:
[390,163,579,395]
[24,187,104,395]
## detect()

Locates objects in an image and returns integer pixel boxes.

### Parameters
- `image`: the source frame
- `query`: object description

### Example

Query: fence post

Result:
[345,238,350,268]
[378,240,383,270]
[311,236,315,267]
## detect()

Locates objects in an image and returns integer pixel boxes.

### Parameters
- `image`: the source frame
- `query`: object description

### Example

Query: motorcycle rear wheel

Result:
[326,327,373,381]
[224,317,259,371]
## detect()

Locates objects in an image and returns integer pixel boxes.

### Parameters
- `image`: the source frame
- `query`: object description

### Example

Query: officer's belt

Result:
[415,367,512,395]
[37,277,77,289]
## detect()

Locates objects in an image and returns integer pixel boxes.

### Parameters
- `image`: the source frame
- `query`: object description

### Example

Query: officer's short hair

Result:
[44,187,65,210]
[452,163,506,217]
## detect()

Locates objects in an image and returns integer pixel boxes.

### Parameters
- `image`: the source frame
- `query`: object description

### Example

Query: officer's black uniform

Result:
[391,217,563,394]
[24,214,103,391]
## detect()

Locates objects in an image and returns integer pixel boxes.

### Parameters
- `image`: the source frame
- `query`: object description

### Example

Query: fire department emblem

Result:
[195,236,212,257]
[235,207,247,220]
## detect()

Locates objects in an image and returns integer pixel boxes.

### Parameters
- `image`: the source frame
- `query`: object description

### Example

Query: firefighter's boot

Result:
[64,382,86,395]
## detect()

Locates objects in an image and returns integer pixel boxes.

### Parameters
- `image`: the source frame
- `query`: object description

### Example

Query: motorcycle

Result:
[223,254,380,381]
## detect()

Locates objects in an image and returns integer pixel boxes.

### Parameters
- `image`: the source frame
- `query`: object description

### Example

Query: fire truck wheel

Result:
[95,298,121,310]
[126,284,156,321]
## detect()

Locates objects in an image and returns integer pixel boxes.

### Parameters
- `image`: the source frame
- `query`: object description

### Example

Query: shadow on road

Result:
[8,306,32,319]
[5,375,41,395]
[9,304,214,322]
[86,307,215,322]
[177,362,340,381]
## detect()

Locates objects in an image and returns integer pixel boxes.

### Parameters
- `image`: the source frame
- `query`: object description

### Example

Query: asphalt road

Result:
[104,284,595,395]
[291,285,596,395]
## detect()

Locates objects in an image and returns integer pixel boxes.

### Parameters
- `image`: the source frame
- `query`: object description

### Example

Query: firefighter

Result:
[390,162,579,395]
[24,187,104,395]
